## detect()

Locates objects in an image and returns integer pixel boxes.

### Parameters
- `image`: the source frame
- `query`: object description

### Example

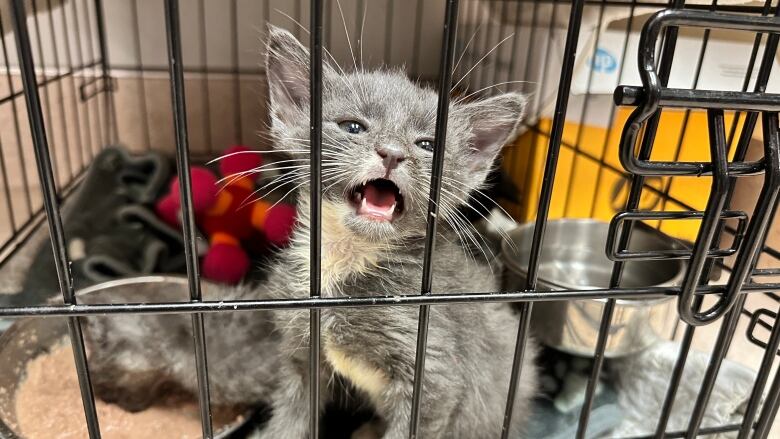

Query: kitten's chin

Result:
[318,198,401,242]
[343,213,399,239]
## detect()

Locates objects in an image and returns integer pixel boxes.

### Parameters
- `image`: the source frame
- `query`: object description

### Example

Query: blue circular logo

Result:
[591,48,617,73]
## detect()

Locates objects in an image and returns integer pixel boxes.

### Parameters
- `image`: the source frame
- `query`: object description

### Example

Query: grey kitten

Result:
[82,26,537,438]
[81,281,280,412]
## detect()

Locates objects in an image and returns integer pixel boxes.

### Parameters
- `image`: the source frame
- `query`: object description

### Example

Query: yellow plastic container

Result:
[501,108,748,242]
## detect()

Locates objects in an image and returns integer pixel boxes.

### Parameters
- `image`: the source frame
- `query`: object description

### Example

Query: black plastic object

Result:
[6,146,178,307]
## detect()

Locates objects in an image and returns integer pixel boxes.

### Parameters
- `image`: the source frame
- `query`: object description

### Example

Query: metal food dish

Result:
[502,219,686,358]
[0,276,249,439]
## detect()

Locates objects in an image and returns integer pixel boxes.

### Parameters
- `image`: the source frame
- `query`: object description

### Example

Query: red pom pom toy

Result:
[155,167,218,227]
[202,238,251,285]
[154,145,297,284]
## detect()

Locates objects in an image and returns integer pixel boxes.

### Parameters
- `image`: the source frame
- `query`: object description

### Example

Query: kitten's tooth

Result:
[361,198,367,210]
[386,203,397,215]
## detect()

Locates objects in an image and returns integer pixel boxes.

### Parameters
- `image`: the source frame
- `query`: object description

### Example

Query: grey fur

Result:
[81,284,280,411]
[82,26,537,438]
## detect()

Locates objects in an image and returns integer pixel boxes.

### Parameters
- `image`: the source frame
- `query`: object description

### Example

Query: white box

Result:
[459,1,778,128]
[570,12,780,96]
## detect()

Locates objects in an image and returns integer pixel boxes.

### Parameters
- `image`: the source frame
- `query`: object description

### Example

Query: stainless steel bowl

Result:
[501,219,685,358]
[0,276,249,439]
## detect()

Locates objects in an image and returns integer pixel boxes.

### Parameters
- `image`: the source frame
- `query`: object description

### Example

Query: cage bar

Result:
[653,0,719,223]
[489,0,510,90]
[230,0,242,145]
[755,363,780,438]
[578,0,688,434]
[675,109,731,327]
[197,0,213,153]
[504,0,527,94]
[562,1,609,217]
[129,0,151,150]
[309,0,324,436]
[29,0,65,186]
[77,0,106,151]
[530,0,561,122]
[0,12,33,220]
[740,305,780,437]
[354,0,365,66]
[92,0,116,144]
[37,0,75,183]
[71,0,97,160]
[589,0,639,219]
[9,0,102,437]
[685,112,780,437]
[673,56,774,439]
[656,12,777,437]
[617,87,780,114]
[162,0,214,436]
[0,1,779,438]
[3,281,780,319]
[607,210,748,261]
[0,140,15,233]
[295,0,303,40]
[472,0,498,90]
[618,10,780,178]
[56,0,87,175]
[409,1,460,437]
[655,2,778,429]
[383,0,395,63]
[503,0,587,436]
[754,268,780,276]
[746,308,778,348]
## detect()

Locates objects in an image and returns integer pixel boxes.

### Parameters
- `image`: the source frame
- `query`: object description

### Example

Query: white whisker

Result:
[454,80,537,103]
[206,149,307,165]
[335,0,359,73]
[451,33,514,92]
[452,24,481,75]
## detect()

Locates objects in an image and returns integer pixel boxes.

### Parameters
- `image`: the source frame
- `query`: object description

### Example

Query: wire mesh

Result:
[0,0,779,438]
[0,0,112,265]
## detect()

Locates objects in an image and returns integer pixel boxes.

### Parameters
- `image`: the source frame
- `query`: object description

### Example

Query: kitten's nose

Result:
[376,145,406,170]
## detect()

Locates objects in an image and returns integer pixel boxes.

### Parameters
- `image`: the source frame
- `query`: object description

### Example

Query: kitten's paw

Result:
[81,314,174,411]
[351,419,385,439]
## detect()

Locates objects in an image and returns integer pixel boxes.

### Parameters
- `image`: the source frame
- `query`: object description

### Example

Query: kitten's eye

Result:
[338,120,366,134]
[415,139,435,152]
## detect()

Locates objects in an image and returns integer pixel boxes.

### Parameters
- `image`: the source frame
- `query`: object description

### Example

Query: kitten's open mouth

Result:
[349,179,405,222]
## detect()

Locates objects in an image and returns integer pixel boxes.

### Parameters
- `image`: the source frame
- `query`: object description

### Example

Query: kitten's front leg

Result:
[82,312,192,411]
[375,380,413,439]
[378,377,454,439]
[251,361,316,439]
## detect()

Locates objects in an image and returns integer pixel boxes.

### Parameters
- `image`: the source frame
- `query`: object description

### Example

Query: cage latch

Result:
[747,308,780,356]
[612,9,780,327]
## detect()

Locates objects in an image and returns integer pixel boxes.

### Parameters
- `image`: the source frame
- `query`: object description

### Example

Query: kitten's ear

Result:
[265,26,313,122]
[458,93,527,170]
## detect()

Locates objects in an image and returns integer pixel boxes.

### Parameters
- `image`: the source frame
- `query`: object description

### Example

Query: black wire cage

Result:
[0,0,779,438]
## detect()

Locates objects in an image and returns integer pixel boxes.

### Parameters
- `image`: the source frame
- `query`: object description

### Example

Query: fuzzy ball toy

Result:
[251,200,297,247]
[201,233,251,284]
[155,167,218,227]
[154,145,297,284]
[219,144,263,178]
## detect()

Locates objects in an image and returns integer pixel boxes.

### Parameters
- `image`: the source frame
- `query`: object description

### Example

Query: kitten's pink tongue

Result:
[358,183,397,221]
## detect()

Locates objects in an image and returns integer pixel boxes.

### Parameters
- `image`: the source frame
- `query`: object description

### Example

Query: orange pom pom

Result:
[250,200,272,230]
